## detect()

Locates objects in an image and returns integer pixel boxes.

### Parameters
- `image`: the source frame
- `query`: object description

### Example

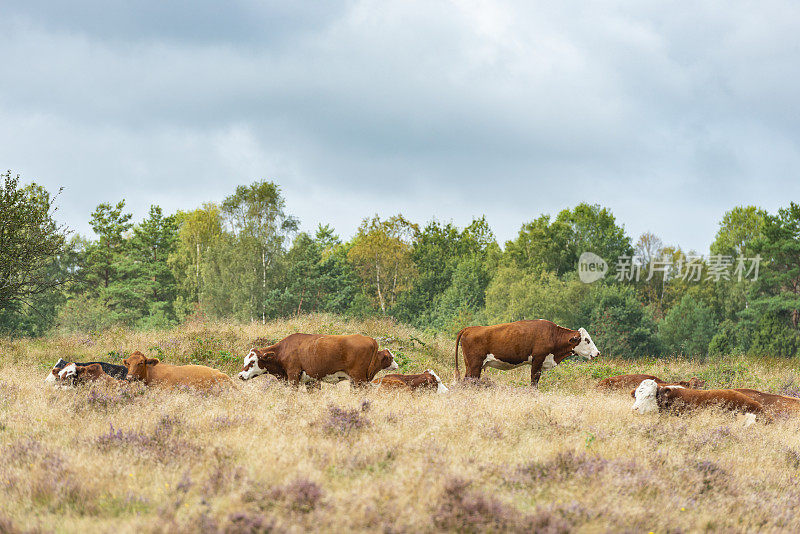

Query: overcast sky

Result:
[2,1,799,254]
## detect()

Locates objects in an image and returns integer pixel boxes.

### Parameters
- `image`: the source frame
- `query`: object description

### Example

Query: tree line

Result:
[1,171,799,357]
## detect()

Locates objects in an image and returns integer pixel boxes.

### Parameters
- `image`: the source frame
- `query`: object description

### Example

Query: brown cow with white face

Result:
[56,363,123,387]
[454,320,600,387]
[238,333,398,386]
[372,369,449,394]
[124,351,232,389]
[631,380,765,420]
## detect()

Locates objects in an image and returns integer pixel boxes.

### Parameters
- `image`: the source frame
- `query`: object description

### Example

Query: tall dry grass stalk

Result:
[2,315,800,532]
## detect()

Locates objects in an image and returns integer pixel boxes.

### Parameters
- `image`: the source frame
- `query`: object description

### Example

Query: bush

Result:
[659,295,716,357]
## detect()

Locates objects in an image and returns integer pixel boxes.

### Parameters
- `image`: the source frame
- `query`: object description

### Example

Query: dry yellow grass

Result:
[3,314,800,533]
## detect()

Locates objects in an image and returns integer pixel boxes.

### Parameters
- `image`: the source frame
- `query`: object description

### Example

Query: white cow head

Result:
[631,379,660,414]
[238,349,268,380]
[572,328,600,359]
[44,358,68,383]
[425,369,449,394]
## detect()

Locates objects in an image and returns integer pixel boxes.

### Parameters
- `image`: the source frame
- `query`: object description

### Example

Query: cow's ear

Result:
[569,335,581,345]
[146,358,160,365]
[123,358,129,366]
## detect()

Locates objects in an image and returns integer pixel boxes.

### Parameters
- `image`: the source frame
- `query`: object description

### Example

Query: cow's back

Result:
[464,320,560,358]
[598,374,661,390]
[301,334,377,377]
[733,388,800,411]
[149,363,231,388]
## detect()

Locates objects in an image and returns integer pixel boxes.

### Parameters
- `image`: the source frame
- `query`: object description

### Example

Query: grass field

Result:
[3,314,800,533]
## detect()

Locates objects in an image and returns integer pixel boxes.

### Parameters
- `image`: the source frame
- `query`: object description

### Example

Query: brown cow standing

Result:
[124,351,232,389]
[238,333,398,386]
[454,320,600,386]
[597,374,706,391]
[372,369,448,394]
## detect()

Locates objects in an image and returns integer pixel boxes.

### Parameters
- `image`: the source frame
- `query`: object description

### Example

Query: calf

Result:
[631,379,764,417]
[597,374,705,391]
[56,363,124,387]
[44,358,128,383]
[124,351,232,389]
[238,333,398,386]
[372,370,449,394]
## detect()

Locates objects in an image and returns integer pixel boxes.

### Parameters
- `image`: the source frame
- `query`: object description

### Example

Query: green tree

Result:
[582,284,660,358]
[0,172,69,329]
[169,203,223,307]
[748,202,800,330]
[556,203,633,267]
[81,201,133,296]
[202,181,298,322]
[348,215,418,313]
[505,204,632,275]
[710,206,767,256]
[484,267,587,328]
[395,217,495,326]
[431,257,490,332]
[658,295,716,356]
[504,215,574,274]
[130,205,179,327]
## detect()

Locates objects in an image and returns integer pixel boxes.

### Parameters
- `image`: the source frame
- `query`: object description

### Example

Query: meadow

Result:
[2,314,800,533]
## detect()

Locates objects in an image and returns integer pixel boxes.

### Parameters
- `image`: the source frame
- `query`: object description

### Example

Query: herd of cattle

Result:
[42,319,800,422]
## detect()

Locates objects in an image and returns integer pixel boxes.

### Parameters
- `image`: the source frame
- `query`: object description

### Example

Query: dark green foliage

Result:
[3,173,798,365]
[0,171,69,335]
[658,295,717,357]
[583,284,660,358]
[505,203,632,276]
[746,202,800,348]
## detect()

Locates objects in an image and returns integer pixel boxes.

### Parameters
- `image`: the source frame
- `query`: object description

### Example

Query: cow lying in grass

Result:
[44,358,128,383]
[733,389,800,414]
[124,351,232,389]
[372,370,449,394]
[597,374,705,391]
[55,363,124,388]
[631,379,765,422]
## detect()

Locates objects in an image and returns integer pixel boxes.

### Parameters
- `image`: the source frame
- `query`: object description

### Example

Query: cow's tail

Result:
[454,328,466,381]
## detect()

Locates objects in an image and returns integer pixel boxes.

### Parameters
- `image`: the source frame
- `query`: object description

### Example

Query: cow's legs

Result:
[530,355,547,388]
[286,366,302,388]
[464,351,483,380]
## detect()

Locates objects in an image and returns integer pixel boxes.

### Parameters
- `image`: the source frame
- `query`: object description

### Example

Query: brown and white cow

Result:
[238,333,398,386]
[124,351,232,389]
[631,379,765,418]
[732,389,800,414]
[56,362,124,387]
[454,320,600,386]
[597,374,706,391]
[372,369,449,394]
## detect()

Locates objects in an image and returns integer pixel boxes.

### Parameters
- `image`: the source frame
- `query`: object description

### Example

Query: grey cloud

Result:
[1,1,799,252]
